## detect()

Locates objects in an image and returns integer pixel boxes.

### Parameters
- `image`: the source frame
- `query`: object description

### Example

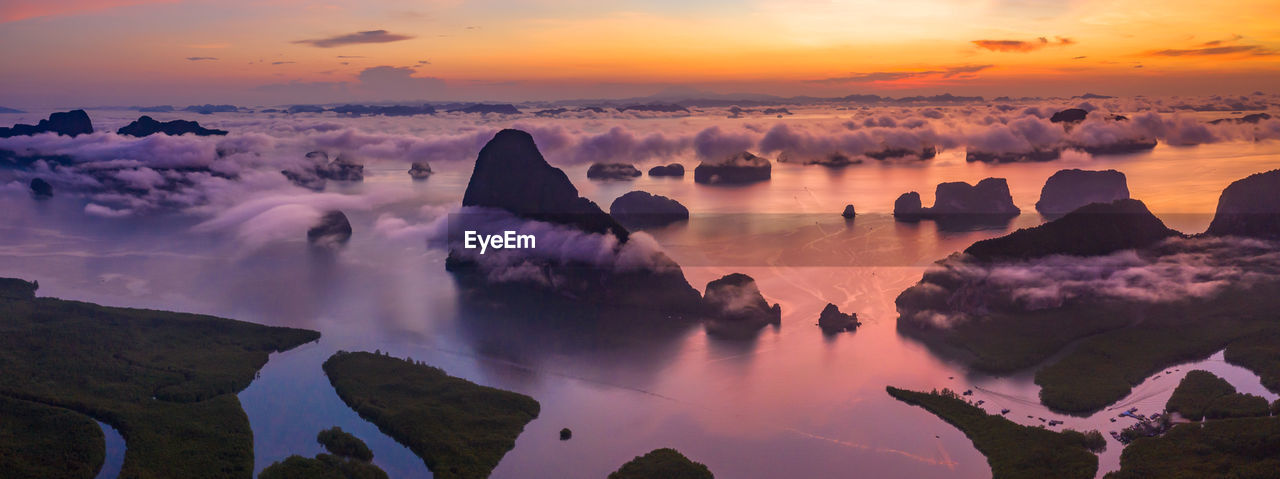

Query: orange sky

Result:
[1,0,1277,107]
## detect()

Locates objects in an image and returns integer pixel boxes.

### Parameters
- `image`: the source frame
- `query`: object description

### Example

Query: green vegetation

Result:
[903,277,1280,413]
[1107,367,1280,477]
[1034,284,1280,413]
[317,427,373,462]
[1106,417,1280,479]
[1166,370,1269,420]
[0,277,320,478]
[886,386,1101,479]
[258,454,388,479]
[260,427,387,479]
[1223,330,1280,393]
[0,395,105,479]
[608,448,714,479]
[322,351,540,479]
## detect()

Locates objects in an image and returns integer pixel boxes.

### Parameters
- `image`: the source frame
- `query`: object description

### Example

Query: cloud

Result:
[900,237,1280,328]
[1200,35,1244,47]
[186,57,218,61]
[294,30,414,48]
[1148,45,1277,57]
[271,61,296,65]
[693,126,756,160]
[356,66,445,95]
[815,64,994,84]
[0,0,174,23]
[972,37,1074,52]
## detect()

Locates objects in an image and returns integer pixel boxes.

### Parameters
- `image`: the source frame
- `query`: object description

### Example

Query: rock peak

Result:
[463,129,629,241]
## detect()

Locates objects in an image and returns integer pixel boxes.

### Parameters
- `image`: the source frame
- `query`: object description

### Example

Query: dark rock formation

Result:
[893,179,1019,229]
[136,105,174,113]
[447,129,704,317]
[648,163,685,177]
[117,116,228,137]
[307,210,352,248]
[842,204,856,218]
[1050,108,1089,124]
[895,179,1019,218]
[1035,169,1130,218]
[965,148,1061,163]
[0,278,37,300]
[610,191,689,229]
[818,303,860,333]
[286,105,325,114]
[965,199,1180,261]
[893,192,926,219]
[1205,169,1280,240]
[1076,138,1157,156]
[0,106,27,113]
[704,273,781,337]
[0,110,93,138]
[1209,113,1272,125]
[330,104,435,117]
[447,104,521,115]
[408,161,433,180]
[778,151,863,167]
[694,151,772,185]
[586,163,642,180]
[865,146,937,161]
[931,179,1019,216]
[559,428,571,440]
[282,151,364,190]
[325,154,364,182]
[461,129,629,241]
[29,178,52,198]
[183,104,238,114]
[617,104,689,113]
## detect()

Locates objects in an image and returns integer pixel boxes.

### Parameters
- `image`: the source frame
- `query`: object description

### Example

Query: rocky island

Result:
[1034,169,1130,218]
[446,129,705,317]
[610,191,689,228]
[694,151,772,184]
[0,110,93,138]
[896,171,1280,413]
[703,273,781,337]
[587,162,643,180]
[116,115,228,137]
[894,178,1020,229]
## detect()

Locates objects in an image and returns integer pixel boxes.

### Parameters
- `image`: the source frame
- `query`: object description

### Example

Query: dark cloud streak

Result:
[973,36,1074,52]
[294,30,414,48]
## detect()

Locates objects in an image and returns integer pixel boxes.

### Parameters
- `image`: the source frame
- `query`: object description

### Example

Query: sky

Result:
[1,0,1278,108]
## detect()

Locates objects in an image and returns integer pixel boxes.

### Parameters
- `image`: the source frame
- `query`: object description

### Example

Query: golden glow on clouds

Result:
[0,0,1276,104]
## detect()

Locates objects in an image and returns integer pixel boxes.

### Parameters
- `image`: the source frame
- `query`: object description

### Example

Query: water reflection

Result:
[2,140,1278,478]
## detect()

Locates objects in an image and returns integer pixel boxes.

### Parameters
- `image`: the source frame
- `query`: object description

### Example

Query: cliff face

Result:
[1205,169,1280,240]
[1035,169,1130,218]
[462,129,629,241]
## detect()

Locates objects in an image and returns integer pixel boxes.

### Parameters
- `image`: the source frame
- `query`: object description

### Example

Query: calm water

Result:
[3,139,1278,478]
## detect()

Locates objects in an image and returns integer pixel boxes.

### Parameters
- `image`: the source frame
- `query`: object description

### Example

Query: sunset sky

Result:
[1,0,1277,108]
